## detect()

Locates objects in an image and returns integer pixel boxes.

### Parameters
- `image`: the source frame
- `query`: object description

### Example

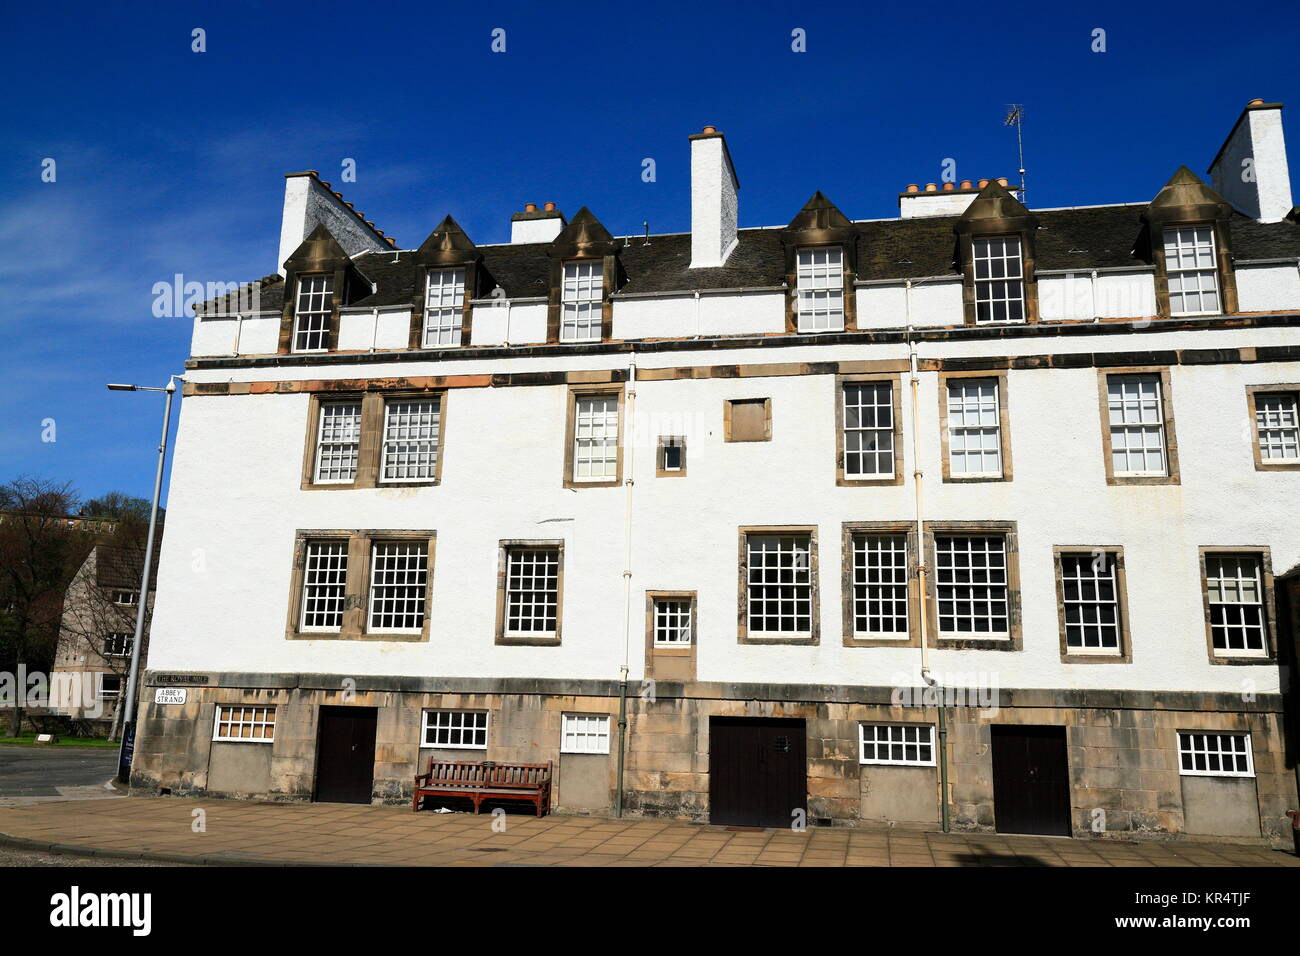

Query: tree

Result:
[81,492,157,525]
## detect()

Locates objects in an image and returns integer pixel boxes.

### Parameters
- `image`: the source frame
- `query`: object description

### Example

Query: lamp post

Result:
[106,376,180,785]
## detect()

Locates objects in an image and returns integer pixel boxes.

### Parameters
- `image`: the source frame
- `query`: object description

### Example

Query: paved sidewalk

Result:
[1,797,1296,867]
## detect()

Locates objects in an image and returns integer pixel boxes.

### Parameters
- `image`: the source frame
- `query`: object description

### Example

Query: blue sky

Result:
[2,0,1297,505]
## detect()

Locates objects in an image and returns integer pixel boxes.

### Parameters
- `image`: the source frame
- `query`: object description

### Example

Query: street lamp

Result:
[107,375,180,784]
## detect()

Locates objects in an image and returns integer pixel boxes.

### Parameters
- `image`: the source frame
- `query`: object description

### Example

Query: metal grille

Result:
[293,274,334,351]
[103,632,133,657]
[1256,392,1300,460]
[573,395,619,481]
[368,541,428,633]
[795,246,845,331]
[747,534,812,635]
[859,724,934,766]
[505,548,560,636]
[852,534,908,637]
[314,402,362,483]
[947,379,1001,475]
[301,540,348,631]
[843,383,894,477]
[561,713,610,753]
[935,535,1009,636]
[653,599,692,645]
[214,705,276,742]
[1163,225,1220,316]
[972,237,1025,323]
[561,260,602,342]
[423,268,465,347]
[422,710,487,749]
[1206,555,1266,655]
[381,398,441,482]
[1107,374,1167,476]
[1060,553,1121,652]
[1178,732,1252,777]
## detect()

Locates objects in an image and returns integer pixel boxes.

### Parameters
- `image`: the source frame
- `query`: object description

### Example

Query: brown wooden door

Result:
[991,725,1071,836]
[709,717,806,828]
[314,706,377,804]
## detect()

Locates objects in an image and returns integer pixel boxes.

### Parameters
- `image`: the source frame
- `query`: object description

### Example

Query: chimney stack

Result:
[277,171,390,275]
[511,202,566,243]
[689,126,739,268]
[1208,98,1293,222]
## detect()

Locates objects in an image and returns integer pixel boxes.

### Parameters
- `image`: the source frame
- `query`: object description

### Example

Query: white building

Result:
[134,100,1300,844]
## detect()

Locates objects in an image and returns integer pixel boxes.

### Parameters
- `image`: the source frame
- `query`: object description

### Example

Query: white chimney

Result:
[510,202,566,243]
[277,172,390,275]
[899,179,1019,218]
[1208,99,1294,223]
[690,126,739,268]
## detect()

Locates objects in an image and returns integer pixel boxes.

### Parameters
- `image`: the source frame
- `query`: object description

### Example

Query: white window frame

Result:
[946,379,1002,476]
[1163,225,1220,317]
[212,705,276,743]
[292,273,334,353]
[745,533,813,637]
[843,382,894,478]
[504,547,560,638]
[1205,554,1268,658]
[103,632,133,658]
[1255,392,1300,461]
[795,246,845,332]
[572,394,620,482]
[934,535,1010,639]
[1107,374,1169,477]
[972,236,1025,324]
[851,533,909,640]
[366,540,428,634]
[423,268,466,348]
[561,713,611,754]
[653,597,693,647]
[110,589,138,606]
[421,710,488,750]
[97,673,122,701]
[1177,732,1253,778]
[859,724,935,766]
[560,260,603,343]
[380,397,441,483]
[1059,552,1122,655]
[313,401,363,484]
[299,540,349,633]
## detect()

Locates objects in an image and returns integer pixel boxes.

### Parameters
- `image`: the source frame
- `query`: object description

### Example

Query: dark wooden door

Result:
[991,725,1071,836]
[314,706,377,804]
[709,717,806,828]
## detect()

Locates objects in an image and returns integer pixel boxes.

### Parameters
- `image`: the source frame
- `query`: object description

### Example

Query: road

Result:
[0,747,122,804]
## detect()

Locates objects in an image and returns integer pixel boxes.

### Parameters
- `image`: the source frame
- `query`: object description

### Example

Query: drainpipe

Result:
[615,353,638,817]
[232,313,244,357]
[369,308,380,352]
[693,291,702,339]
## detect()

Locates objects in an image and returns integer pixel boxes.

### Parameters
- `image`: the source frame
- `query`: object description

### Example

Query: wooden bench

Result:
[413,760,552,817]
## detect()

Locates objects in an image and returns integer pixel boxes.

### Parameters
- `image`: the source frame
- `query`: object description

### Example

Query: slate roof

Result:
[95,543,161,591]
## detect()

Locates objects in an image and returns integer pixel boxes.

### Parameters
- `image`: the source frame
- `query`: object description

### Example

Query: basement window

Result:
[213,705,276,743]
[422,710,487,750]
[859,724,935,766]
[561,713,611,754]
[1177,732,1253,778]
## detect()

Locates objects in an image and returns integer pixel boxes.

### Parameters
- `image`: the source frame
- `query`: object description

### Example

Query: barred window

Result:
[852,534,909,638]
[653,598,692,646]
[843,383,894,477]
[1107,374,1168,476]
[1255,392,1300,461]
[301,540,349,632]
[561,713,610,754]
[746,534,812,636]
[573,395,619,481]
[561,260,602,343]
[1163,225,1220,316]
[381,398,441,482]
[213,705,276,743]
[795,247,845,332]
[314,402,362,483]
[422,710,487,749]
[1060,552,1122,653]
[947,379,1002,476]
[972,237,1025,324]
[103,632,133,658]
[1178,732,1252,777]
[1205,555,1267,656]
[505,547,560,637]
[423,268,466,347]
[368,541,428,633]
[935,535,1009,637]
[293,274,334,352]
[859,724,935,766]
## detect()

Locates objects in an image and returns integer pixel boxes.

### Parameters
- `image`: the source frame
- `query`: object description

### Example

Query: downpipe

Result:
[615,355,638,817]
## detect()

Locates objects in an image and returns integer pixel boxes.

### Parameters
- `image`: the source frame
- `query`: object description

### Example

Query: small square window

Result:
[213,705,276,742]
[422,710,487,750]
[859,724,935,766]
[657,436,687,477]
[653,598,693,646]
[1177,732,1252,777]
[561,713,611,754]
[725,398,771,442]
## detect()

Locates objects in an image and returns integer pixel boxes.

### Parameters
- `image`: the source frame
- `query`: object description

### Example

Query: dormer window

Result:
[561,260,603,343]
[1162,225,1220,316]
[972,237,1025,324]
[423,268,466,347]
[795,247,845,332]
[293,274,334,352]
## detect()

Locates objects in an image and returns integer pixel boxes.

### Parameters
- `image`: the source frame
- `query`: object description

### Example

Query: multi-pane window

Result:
[110,590,138,606]
[213,705,276,743]
[314,402,362,483]
[653,598,693,646]
[972,237,1025,324]
[423,268,466,347]
[301,540,349,632]
[1163,225,1220,316]
[1205,555,1267,657]
[422,710,487,750]
[367,541,428,633]
[561,260,603,343]
[1107,374,1168,476]
[746,534,813,636]
[859,724,935,766]
[381,399,441,482]
[843,383,894,478]
[573,395,619,481]
[98,674,122,700]
[851,534,909,638]
[795,247,845,331]
[103,632,133,658]
[293,274,334,352]
[946,379,1002,476]
[1178,732,1253,777]
[1059,552,1122,653]
[504,547,560,637]
[935,535,1009,637]
[1255,392,1300,461]
[561,713,611,754]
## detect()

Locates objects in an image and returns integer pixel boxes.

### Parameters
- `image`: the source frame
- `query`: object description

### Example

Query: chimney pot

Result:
[702,125,716,134]
[997,177,1009,187]
[906,184,919,193]
[942,182,955,191]
[924,183,937,192]
[959,179,972,190]
[1248,98,1265,106]
[524,203,537,212]
[543,201,556,211]
[978,179,989,189]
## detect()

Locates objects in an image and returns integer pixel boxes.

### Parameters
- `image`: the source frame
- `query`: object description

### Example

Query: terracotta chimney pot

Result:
[906,184,919,193]
[543,201,556,211]
[924,183,937,192]
[524,203,537,213]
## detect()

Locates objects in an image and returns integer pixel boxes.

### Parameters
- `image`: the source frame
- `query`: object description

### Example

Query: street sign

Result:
[154,688,187,705]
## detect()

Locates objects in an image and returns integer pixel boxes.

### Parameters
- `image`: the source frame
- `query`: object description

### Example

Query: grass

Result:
[0,734,119,748]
